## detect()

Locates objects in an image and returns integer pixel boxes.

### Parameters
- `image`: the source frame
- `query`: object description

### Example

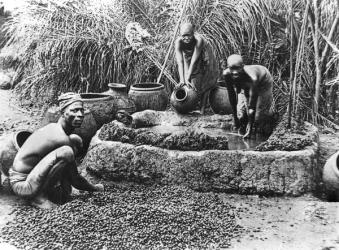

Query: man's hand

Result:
[243,123,253,139]
[94,183,104,192]
[185,81,197,91]
[232,117,240,130]
[243,108,255,139]
[248,108,255,118]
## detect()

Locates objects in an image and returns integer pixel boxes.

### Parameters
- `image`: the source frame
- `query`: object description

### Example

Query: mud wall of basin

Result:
[82,132,319,196]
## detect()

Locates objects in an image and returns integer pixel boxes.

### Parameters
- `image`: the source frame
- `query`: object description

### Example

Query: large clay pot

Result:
[0,130,32,177]
[80,93,115,126]
[128,83,168,112]
[170,85,199,114]
[209,86,233,115]
[105,83,136,114]
[323,151,339,195]
[43,107,98,147]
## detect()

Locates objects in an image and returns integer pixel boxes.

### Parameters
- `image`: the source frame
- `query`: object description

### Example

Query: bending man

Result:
[175,22,218,114]
[10,92,104,209]
[223,54,273,138]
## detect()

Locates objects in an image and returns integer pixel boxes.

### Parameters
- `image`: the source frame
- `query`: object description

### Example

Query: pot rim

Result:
[108,83,126,89]
[130,83,164,91]
[173,87,187,102]
[329,152,339,176]
[80,93,112,101]
[13,130,32,150]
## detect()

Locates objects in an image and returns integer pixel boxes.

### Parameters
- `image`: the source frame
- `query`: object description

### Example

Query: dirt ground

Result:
[0,88,339,250]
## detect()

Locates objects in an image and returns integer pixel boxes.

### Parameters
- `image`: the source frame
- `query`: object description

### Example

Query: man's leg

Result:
[200,90,209,115]
[11,145,74,209]
[190,75,203,113]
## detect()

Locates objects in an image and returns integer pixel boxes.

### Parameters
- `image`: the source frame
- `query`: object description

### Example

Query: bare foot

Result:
[30,196,58,209]
[190,110,202,115]
[94,183,104,192]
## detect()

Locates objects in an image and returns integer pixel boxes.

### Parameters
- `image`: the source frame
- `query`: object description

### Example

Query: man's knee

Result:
[57,146,74,163]
[69,134,82,147]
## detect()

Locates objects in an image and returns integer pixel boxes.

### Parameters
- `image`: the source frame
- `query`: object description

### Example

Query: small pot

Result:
[107,83,128,97]
[106,83,136,115]
[0,130,32,177]
[323,151,339,192]
[170,85,199,114]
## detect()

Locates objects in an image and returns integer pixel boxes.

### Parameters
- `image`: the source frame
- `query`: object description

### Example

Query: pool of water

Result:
[146,125,267,150]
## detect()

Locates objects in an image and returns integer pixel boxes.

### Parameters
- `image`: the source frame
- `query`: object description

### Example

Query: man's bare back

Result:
[222,55,273,138]
[223,65,272,93]
[13,123,74,174]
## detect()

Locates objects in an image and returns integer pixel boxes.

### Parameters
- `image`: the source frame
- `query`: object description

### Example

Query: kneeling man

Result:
[9,92,104,209]
[223,54,274,138]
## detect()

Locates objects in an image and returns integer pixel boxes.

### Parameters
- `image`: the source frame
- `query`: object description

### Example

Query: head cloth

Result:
[58,92,83,112]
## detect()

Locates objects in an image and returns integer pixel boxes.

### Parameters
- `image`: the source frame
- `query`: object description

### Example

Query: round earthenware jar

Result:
[106,83,136,115]
[209,86,233,115]
[80,93,115,126]
[323,151,339,193]
[128,83,168,112]
[170,85,199,114]
[73,110,98,148]
[0,130,32,177]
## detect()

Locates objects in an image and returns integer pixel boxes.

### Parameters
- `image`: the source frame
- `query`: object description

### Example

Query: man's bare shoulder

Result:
[33,123,66,140]
[244,65,268,81]
[245,65,269,74]
[194,33,205,46]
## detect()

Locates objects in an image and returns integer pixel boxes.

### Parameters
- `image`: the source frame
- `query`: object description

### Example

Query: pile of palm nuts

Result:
[1,184,243,249]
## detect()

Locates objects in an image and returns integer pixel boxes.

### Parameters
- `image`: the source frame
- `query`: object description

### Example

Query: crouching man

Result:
[223,54,274,138]
[9,92,104,209]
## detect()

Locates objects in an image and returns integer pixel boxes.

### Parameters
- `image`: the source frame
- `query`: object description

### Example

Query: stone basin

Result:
[82,110,320,196]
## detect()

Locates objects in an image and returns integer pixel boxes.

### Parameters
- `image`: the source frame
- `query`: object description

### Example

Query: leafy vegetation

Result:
[0,0,338,125]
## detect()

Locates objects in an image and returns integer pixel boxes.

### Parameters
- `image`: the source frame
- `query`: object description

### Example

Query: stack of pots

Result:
[128,83,168,112]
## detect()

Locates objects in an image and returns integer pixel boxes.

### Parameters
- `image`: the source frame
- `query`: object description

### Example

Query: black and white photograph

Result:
[0,0,338,249]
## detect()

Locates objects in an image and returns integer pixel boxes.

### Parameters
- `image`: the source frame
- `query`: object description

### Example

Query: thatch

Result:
[1,0,338,125]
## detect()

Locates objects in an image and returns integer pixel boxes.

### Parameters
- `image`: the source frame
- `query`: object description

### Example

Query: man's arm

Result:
[223,70,239,129]
[68,163,103,192]
[243,85,258,138]
[186,35,203,83]
[175,38,185,84]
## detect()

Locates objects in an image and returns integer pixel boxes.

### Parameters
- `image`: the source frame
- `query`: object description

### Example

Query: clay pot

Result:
[128,83,168,112]
[0,72,12,90]
[209,86,233,115]
[0,130,32,177]
[43,107,98,147]
[73,110,98,147]
[170,85,199,114]
[323,151,339,193]
[105,83,136,114]
[107,83,128,96]
[80,93,115,126]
